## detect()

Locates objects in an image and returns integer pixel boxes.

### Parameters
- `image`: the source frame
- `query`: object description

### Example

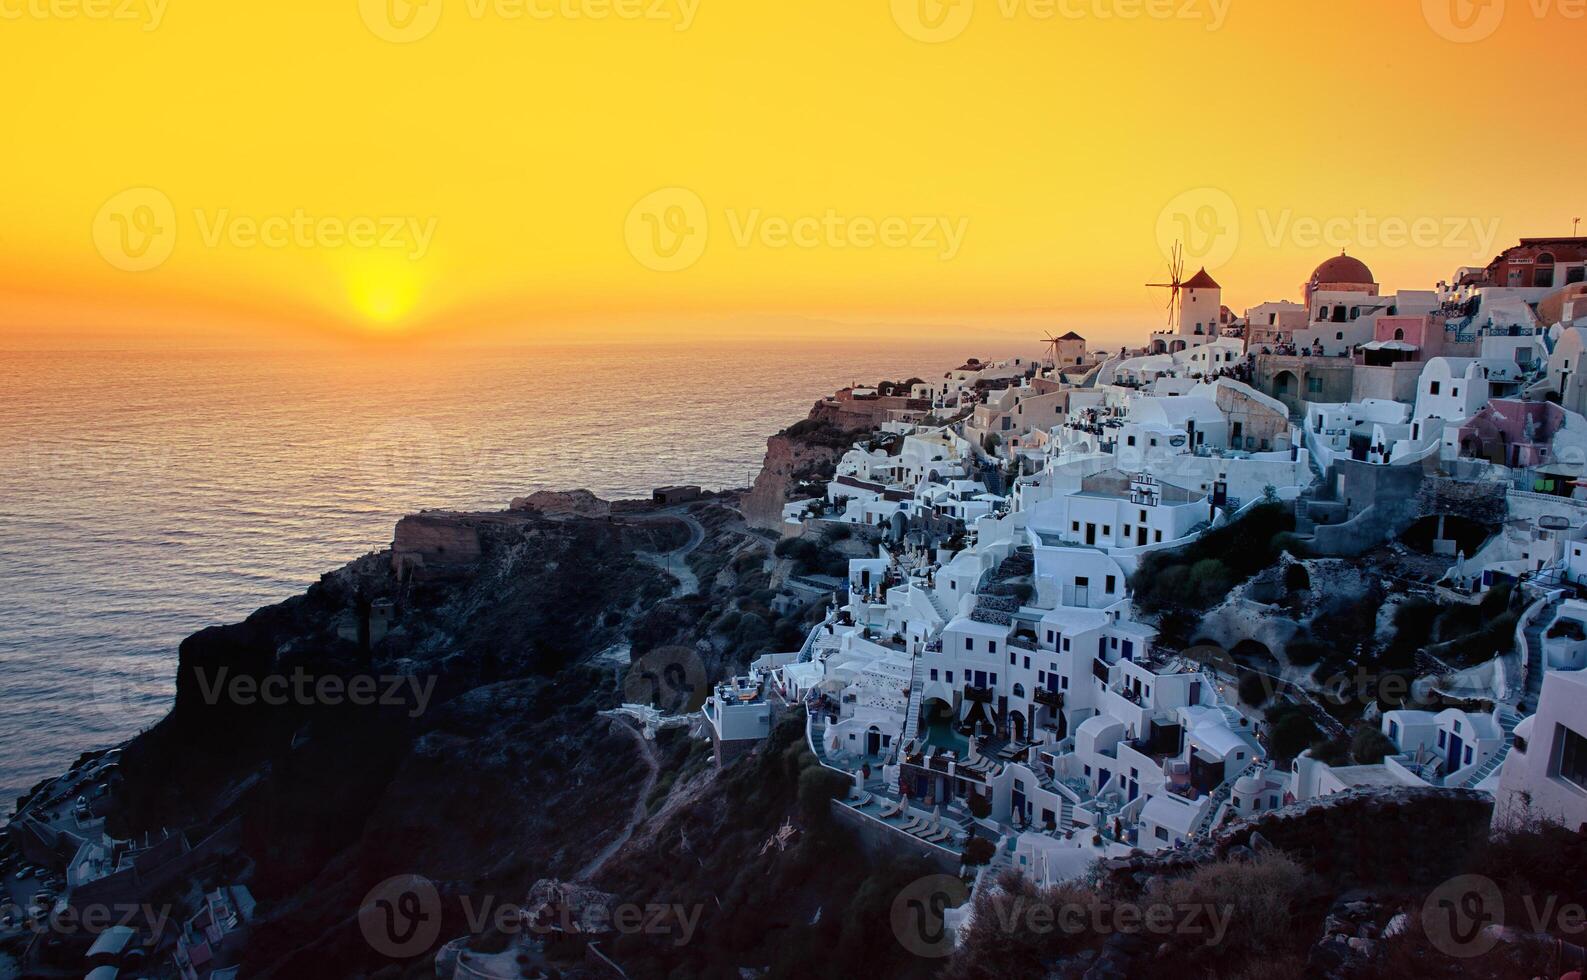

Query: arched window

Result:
[1394,327,1405,341]
[1537,252,1556,288]
[1012,683,1025,699]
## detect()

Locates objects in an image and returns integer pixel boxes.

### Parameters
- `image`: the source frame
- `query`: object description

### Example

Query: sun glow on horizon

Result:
[1,2,1583,348]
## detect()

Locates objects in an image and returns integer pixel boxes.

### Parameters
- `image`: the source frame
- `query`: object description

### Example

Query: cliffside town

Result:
[8,240,1587,978]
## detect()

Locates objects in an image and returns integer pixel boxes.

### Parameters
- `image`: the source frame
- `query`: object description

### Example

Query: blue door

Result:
[1446,733,1465,773]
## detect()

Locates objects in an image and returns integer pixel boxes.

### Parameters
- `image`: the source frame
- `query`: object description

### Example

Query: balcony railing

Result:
[1033,688,1064,709]
[964,685,994,704]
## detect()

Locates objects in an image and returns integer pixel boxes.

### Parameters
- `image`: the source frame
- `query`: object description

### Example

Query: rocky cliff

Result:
[740,407,873,530]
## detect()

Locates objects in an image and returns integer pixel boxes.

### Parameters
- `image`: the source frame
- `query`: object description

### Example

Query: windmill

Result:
[1038,332,1066,369]
[1146,241,1189,332]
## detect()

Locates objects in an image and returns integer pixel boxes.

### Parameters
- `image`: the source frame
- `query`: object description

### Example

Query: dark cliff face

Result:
[107,508,685,975]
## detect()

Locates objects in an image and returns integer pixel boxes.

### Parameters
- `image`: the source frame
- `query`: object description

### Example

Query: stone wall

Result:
[392,514,485,578]
[1098,786,1493,896]
[828,801,961,874]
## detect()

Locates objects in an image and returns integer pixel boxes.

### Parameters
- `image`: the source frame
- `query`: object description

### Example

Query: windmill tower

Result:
[1039,332,1064,370]
[1146,241,1189,334]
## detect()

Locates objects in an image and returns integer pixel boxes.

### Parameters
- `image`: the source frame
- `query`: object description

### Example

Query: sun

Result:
[343,257,422,329]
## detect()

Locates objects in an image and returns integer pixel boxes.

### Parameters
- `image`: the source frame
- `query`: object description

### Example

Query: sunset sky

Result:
[1,0,1582,350]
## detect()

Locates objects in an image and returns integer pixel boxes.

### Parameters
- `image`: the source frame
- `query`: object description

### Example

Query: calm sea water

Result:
[0,339,1008,807]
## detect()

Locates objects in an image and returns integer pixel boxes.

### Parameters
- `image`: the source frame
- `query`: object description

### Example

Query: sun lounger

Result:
[878,800,903,819]
[898,813,926,833]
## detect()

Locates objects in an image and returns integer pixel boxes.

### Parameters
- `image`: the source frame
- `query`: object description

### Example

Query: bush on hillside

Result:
[1350,726,1398,764]
[1131,503,1295,614]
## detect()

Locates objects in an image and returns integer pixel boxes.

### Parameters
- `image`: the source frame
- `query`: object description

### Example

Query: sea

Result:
[0,339,1015,808]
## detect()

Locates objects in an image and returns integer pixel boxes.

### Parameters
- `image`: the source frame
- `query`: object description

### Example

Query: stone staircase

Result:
[926,587,952,624]
[1520,594,1562,713]
[1462,706,1523,789]
[890,652,926,794]
[1191,760,1261,838]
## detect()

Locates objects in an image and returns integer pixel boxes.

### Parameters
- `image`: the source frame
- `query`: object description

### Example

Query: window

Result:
[1307,376,1323,394]
[1429,381,1440,395]
[1010,652,1017,665]
[1023,656,1031,669]
[989,640,997,654]
[1558,727,1587,789]
[1127,435,1136,446]
[965,637,974,650]
[1438,730,1447,749]
[946,672,953,684]
[1103,525,1111,537]
[1106,575,1116,593]
[1155,826,1170,841]
[1061,675,1069,689]
[930,669,938,681]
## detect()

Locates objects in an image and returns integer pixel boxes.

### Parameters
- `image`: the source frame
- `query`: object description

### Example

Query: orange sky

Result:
[1,0,1582,350]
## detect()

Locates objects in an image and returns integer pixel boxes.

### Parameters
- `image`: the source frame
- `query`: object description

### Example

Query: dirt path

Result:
[635,511,706,596]
[576,715,660,883]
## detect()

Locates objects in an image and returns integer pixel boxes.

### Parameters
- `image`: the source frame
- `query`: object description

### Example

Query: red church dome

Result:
[1309,252,1376,287]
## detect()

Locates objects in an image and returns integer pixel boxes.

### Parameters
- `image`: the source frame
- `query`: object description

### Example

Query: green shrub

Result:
[1238,672,1271,707]
[1265,704,1320,763]
[1131,503,1295,614]
[1350,726,1398,764]
[962,836,996,866]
